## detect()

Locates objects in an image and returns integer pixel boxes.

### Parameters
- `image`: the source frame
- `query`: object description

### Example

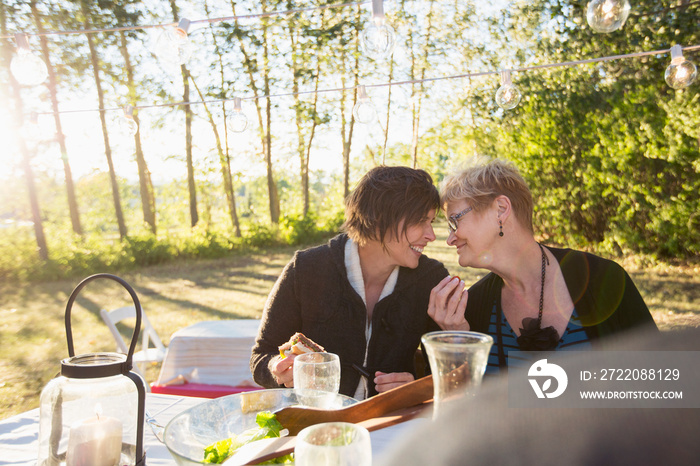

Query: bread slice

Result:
[278,332,324,358]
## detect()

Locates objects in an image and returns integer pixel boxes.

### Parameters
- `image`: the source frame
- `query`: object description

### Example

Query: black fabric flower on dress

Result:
[516,317,560,351]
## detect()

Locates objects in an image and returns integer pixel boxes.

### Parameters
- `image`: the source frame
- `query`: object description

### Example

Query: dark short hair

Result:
[342,166,440,246]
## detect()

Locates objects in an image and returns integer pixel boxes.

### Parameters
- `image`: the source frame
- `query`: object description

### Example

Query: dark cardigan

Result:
[250,234,449,397]
[465,246,658,356]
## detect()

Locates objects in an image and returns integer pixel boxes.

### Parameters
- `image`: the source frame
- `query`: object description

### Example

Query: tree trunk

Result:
[262,0,280,224]
[168,0,198,228]
[81,0,127,239]
[410,0,435,169]
[288,14,323,217]
[382,58,394,164]
[191,76,241,236]
[31,0,82,236]
[184,68,198,228]
[2,8,49,260]
[118,31,156,234]
[206,0,241,236]
[230,1,278,223]
[341,4,362,199]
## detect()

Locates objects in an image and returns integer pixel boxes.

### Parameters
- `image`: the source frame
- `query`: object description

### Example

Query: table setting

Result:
[0,273,494,466]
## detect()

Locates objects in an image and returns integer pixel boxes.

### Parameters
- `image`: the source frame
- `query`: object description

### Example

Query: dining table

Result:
[152,319,263,398]
[0,392,428,465]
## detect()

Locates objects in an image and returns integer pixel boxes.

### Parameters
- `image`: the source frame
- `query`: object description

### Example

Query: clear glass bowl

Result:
[163,389,357,465]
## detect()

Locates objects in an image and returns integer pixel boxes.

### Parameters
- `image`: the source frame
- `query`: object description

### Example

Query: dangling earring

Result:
[499,220,504,237]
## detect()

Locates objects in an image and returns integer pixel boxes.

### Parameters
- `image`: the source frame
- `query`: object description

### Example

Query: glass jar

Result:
[38,273,147,466]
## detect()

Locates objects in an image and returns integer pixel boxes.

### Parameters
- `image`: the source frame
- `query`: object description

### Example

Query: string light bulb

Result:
[495,71,521,110]
[586,0,630,34]
[154,18,193,67]
[227,97,249,133]
[359,0,396,60]
[352,86,378,124]
[11,33,48,86]
[665,45,697,90]
[118,105,139,136]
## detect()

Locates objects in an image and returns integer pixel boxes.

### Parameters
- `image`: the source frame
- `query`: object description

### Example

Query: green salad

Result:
[203,411,293,464]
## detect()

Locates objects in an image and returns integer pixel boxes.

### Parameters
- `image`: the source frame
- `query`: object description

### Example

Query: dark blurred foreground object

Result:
[378,326,700,466]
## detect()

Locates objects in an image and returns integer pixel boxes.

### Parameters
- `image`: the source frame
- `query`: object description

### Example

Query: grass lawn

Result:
[1,230,698,421]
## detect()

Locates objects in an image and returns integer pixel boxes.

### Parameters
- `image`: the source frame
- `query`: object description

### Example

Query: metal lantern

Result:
[38,274,147,466]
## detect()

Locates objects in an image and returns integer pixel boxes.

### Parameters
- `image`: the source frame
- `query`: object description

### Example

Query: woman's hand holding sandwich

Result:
[271,353,296,387]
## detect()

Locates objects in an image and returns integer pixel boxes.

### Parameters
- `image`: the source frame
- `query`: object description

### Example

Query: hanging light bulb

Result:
[118,105,139,136]
[359,0,396,60]
[586,0,630,34]
[10,33,48,86]
[227,97,249,133]
[352,86,377,124]
[154,18,193,67]
[495,71,521,110]
[665,45,697,90]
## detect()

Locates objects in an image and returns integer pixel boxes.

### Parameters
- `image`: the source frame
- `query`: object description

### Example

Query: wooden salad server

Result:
[226,402,432,465]
[274,374,434,436]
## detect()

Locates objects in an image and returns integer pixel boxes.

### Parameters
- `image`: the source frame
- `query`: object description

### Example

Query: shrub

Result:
[243,222,281,248]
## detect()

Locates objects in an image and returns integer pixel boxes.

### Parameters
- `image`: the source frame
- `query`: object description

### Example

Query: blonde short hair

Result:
[440,158,534,234]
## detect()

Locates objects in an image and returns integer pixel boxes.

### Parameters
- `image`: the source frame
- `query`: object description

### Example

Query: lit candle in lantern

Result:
[66,403,123,466]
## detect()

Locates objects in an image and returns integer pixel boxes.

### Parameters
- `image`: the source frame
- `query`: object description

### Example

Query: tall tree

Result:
[167,0,198,228]
[1,3,48,260]
[287,3,330,216]
[261,0,280,224]
[227,0,280,225]
[191,75,242,235]
[80,0,127,239]
[339,3,362,198]
[30,0,82,236]
[203,0,241,236]
[118,30,157,234]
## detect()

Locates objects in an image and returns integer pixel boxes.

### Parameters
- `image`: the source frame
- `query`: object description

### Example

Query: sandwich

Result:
[278,332,324,358]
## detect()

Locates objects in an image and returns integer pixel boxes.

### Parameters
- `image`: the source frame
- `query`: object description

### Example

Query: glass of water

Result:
[295,422,371,466]
[293,352,341,408]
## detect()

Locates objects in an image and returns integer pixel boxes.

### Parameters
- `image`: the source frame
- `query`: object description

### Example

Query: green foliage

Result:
[123,234,176,266]
[0,211,346,283]
[243,222,283,248]
[466,0,700,258]
[280,211,331,246]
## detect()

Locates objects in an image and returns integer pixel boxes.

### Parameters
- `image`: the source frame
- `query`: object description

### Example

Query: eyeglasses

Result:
[447,206,473,233]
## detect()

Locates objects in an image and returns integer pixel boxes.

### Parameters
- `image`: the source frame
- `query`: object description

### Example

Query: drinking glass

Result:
[295,422,371,466]
[293,352,341,408]
[421,331,493,419]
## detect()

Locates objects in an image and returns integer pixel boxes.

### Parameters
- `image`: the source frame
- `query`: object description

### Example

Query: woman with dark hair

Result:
[428,158,657,374]
[251,166,449,398]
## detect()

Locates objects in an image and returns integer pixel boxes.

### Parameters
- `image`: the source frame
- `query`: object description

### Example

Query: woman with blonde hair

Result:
[428,158,656,373]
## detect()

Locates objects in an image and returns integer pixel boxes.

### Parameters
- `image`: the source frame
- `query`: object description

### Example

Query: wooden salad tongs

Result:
[225,375,434,465]
[275,374,434,436]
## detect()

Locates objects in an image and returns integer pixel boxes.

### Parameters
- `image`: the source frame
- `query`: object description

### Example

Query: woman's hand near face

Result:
[271,354,296,387]
[374,371,414,393]
[428,275,471,330]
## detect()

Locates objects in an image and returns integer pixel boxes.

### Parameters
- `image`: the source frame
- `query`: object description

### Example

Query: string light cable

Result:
[27,43,699,118]
[0,1,372,39]
[3,0,697,40]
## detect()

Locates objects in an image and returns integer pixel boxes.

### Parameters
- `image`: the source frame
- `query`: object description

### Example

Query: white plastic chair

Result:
[100,305,167,381]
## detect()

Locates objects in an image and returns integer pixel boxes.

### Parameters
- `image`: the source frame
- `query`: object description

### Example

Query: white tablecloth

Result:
[0,393,427,465]
[0,394,204,465]
[157,320,262,387]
